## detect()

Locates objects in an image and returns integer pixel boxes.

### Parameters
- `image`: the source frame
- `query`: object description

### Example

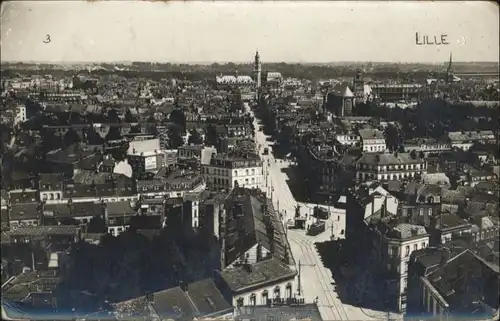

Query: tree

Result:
[169,109,186,131]
[124,108,137,123]
[106,108,120,123]
[188,129,203,145]
[87,215,107,233]
[385,124,403,152]
[204,124,218,146]
[168,125,184,149]
[63,129,81,148]
[146,116,158,136]
[86,127,105,145]
[105,127,122,142]
[128,124,141,135]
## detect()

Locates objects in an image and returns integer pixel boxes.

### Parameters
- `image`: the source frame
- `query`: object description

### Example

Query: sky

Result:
[1,1,499,64]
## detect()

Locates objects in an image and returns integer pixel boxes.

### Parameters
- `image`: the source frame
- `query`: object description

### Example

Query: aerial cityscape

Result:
[1,2,499,321]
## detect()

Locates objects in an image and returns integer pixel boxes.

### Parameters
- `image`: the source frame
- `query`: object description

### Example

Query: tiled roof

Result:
[358,129,384,140]
[357,152,422,166]
[6,225,80,236]
[426,250,499,317]
[9,203,39,221]
[112,278,231,320]
[219,257,296,293]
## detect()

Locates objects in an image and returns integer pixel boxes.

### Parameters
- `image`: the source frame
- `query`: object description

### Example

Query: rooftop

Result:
[219,257,296,293]
[357,152,423,166]
[5,225,81,237]
[236,304,323,321]
[377,217,428,240]
[426,250,499,318]
[358,128,385,140]
[112,278,231,320]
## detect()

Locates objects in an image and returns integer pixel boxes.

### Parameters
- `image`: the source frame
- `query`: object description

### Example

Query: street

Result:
[245,102,398,321]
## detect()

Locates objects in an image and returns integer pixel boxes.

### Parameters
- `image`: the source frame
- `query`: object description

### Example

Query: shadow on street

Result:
[314,240,389,312]
[280,166,308,202]
[270,144,287,159]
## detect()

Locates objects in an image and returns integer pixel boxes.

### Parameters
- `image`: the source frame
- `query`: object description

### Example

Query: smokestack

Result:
[180,281,188,292]
[439,248,450,267]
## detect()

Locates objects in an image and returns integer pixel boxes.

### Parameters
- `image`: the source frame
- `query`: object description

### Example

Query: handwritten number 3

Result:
[43,34,51,44]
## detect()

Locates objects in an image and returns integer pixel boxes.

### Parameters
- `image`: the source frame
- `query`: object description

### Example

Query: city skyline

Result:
[1,1,499,64]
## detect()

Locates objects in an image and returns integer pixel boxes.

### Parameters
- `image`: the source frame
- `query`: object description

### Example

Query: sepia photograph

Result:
[1,1,499,321]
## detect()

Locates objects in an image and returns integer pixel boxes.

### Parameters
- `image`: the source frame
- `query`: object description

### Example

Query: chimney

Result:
[102,202,108,223]
[179,281,188,292]
[439,248,450,267]
[244,263,253,273]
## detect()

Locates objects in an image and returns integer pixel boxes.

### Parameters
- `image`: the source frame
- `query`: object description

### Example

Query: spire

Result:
[448,52,453,70]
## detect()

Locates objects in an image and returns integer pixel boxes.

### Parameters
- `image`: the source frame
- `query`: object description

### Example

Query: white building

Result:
[203,152,263,190]
[358,129,386,153]
[370,218,429,313]
[14,105,27,124]
[127,138,164,173]
[447,131,496,151]
[359,188,429,313]
[356,153,427,184]
[335,133,360,146]
[219,259,297,308]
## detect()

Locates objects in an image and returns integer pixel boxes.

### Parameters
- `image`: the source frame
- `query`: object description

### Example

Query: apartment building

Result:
[407,248,499,321]
[369,217,429,312]
[203,151,263,191]
[355,153,427,184]
[358,129,386,153]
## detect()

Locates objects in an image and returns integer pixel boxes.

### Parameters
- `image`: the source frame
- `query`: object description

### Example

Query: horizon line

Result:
[2,60,499,65]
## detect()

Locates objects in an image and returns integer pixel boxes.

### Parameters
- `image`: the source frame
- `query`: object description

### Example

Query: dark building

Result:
[326,84,355,117]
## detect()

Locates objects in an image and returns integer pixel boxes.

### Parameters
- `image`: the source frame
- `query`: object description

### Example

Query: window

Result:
[236,298,244,307]
[413,244,418,251]
[274,286,281,298]
[261,290,268,305]
[403,278,407,291]
[193,209,197,218]
[286,283,293,299]
[405,246,410,257]
[250,294,256,306]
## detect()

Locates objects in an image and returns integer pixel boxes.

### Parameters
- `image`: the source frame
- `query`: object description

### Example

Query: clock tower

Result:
[253,50,262,100]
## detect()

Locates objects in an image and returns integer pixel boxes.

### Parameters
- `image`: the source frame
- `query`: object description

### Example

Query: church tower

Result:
[446,53,454,84]
[253,50,262,99]
[353,69,365,103]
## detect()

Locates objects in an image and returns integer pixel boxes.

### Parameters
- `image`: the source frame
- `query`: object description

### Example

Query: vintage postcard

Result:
[1,1,499,321]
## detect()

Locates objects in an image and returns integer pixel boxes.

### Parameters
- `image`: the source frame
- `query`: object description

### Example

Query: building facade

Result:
[203,152,263,190]
[356,153,427,184]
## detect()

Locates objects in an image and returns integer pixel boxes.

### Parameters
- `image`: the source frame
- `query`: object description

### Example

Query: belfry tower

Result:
[445,53,454,84]
[253,50,262,100]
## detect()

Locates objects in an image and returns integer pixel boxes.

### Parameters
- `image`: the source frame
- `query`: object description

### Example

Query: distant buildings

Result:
[370,83,423,102]
[326,83,355,117]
